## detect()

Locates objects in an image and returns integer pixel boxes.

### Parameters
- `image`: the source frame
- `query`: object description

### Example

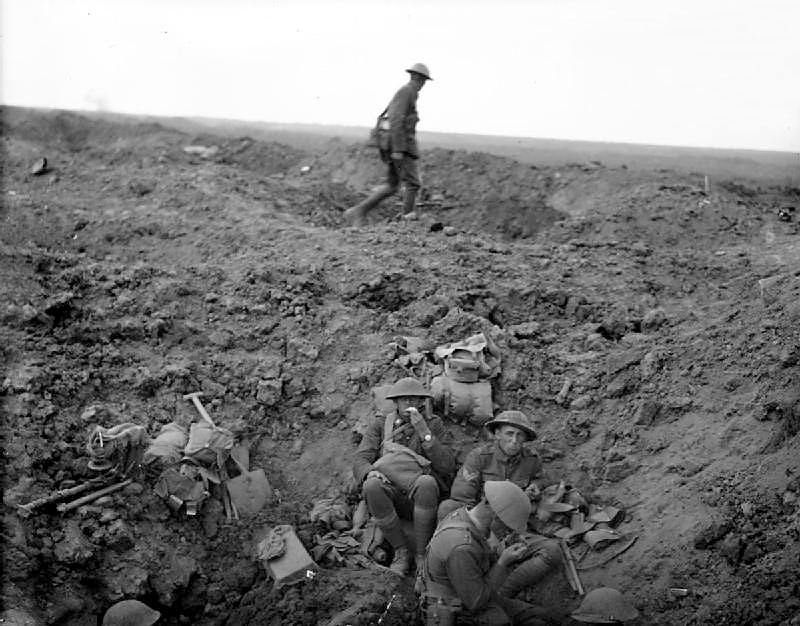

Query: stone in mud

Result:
[606,349,644,376]
[151,553,199,606]
[106,565,150,600]
[740,541,763,564]
[256,379,282,406]
[508,322,541,339]
[202,498,225,539]
[53,520,95,565]
[718,533,743,564]
[220,559,258,593]
[201,378,226,399]
[642,308,667,332]
[206,583,225,605]
[605,372,635,398]
[570,394,594,410]
[757,274,786,305]
[106,519,135,552]
[693,519,733,549]
[635,401,663,426]
[603,459,638,482]
[208,329,232,348]
[584,332,606,351]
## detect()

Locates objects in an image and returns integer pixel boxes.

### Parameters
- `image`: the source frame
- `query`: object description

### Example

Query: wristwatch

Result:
[422,433,433,443]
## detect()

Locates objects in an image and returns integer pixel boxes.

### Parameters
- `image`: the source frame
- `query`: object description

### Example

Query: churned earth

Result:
[1,107,799,626]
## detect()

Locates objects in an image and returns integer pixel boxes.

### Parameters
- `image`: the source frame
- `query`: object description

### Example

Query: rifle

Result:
[559,538,584,595]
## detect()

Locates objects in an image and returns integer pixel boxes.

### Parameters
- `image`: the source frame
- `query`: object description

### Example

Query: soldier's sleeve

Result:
[448,447,483,505]
[528,452,544,482]
[422,417,456,480]
[387,85,412,153]
[446,545,494,612]
[352,418,382,484]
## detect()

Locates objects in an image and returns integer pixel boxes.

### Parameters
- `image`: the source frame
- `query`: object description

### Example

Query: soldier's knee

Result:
[362,477,386,501]
[539,539,562,567]
[412,475,439,506]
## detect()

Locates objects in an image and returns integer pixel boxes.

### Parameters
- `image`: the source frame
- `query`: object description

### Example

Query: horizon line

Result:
[3,103,797,156]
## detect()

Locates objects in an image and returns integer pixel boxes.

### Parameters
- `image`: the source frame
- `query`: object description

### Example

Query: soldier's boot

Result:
[377,513,411,577]
[499,556,554,598]
[343,185,395,225]
[401,187,418,218]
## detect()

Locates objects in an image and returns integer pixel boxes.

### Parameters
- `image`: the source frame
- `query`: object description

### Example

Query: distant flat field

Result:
[172,117,800,185]
[8,106,799,185]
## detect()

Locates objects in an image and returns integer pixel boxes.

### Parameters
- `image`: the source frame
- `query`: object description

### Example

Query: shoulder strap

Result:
[432,518,474,540]
[381,414,395,455]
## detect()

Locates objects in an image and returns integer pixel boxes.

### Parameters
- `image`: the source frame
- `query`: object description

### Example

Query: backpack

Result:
[154,465,209,515]
[434,332,501,381]
[182,422,234,467]
[430,376,494,426]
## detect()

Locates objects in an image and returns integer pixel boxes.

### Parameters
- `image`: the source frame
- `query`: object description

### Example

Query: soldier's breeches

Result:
[409,474,438,508]
[362,476,395,519]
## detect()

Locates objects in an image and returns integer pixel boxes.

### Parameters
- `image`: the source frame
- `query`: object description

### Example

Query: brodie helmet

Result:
[571,587,639,623]
[384,377,432,399]
[484,410,537,440]
[484,480,531,533]
[406,63,433,80]
[102,600,161,626]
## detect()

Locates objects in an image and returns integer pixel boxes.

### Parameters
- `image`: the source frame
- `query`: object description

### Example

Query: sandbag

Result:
[430,375,493,426]
[143,422,188,467]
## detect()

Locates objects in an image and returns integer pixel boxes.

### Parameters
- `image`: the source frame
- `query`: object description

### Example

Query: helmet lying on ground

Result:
[571,587,639,623]
[102,600,161,626]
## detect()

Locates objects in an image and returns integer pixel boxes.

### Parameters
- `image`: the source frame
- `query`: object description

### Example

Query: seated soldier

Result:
[423,481,551,626]
[353,377,456,576]
[438,410,561,598]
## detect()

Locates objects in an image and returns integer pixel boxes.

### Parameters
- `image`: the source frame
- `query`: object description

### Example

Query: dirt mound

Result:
[2,107,799,626]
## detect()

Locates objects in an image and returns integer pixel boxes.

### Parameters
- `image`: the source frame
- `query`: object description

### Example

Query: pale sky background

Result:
[1,0,799,152]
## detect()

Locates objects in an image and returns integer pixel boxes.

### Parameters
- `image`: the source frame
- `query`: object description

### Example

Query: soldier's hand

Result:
[525,483,541,501]
[498,542,530,567]
[365,470,389,484]
[405,408,432,440]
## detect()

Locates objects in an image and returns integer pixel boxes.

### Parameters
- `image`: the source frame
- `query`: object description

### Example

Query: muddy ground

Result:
[1,107,799,626]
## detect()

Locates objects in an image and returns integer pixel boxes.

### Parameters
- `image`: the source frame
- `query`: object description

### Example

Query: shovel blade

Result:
[226,469,271,518]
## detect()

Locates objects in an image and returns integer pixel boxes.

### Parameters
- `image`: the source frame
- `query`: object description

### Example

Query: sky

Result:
[1,0,799,152]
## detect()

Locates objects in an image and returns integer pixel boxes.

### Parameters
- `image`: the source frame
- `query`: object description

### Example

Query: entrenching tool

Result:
[183,391,215,426]
[224,451,271,518]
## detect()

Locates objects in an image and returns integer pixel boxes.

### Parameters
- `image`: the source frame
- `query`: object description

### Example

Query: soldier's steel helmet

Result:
[484,480,531,533]
[102,600,161,626]
[406,63,433,80]
[571,587,639,623]
[384,377,432,399]
[484,410,537,439]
